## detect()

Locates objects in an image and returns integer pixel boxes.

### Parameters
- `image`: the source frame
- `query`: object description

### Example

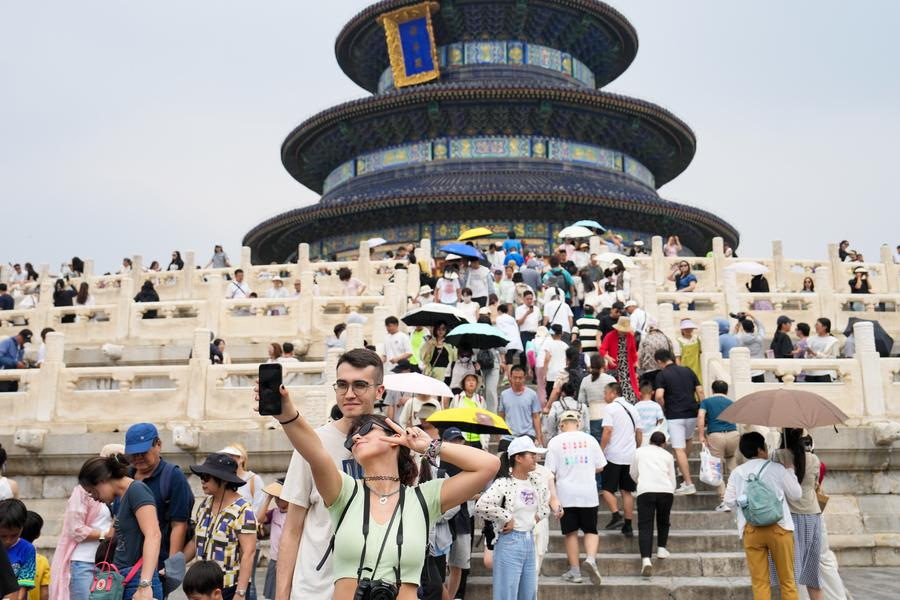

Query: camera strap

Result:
[316,481,359,572]
[357,483,404,584]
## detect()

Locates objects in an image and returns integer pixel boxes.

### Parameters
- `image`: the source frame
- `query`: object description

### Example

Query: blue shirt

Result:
[699,395,737,434]
[502,239,523,255]
[719,333,738,358]
[499,387,541,438]
[0,336,24,369]
[128,459,195,569]
[0,295,14,310]
[675,273,697,291]
[7,538,36,589]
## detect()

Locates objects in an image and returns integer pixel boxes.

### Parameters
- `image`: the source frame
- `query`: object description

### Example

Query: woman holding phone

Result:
[253,383,498,600]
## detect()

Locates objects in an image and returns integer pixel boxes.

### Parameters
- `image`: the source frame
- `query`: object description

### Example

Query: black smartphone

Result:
[258,363,283,416]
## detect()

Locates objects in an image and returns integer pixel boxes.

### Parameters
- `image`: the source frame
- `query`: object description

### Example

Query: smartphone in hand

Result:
[258,363,283,416]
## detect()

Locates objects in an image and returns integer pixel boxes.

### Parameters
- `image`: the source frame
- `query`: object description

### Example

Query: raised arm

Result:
[254,384,342,506]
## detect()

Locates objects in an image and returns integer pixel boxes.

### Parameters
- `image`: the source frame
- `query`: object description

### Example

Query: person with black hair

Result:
[734,313,766,382]
[53,279,78,323]
[21,511,47,600]
[134,280,160,319]
[189,454,257,600]
[804,319,840,382]
[0,498,34,599]
[630,431,676,577]
[0,543,18,599]
[770,429,824,599]
[600,382,643,537]
[724,432,802,599]
[78,454,162,600]
[0,444,18,500]
[182,560,225,600]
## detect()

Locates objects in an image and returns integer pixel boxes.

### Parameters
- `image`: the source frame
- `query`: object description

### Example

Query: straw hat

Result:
[613,316,634,333]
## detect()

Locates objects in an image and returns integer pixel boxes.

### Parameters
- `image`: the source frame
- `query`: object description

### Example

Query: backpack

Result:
[476,349,495,370]
[741,461,784,527]
[545,269,571,298]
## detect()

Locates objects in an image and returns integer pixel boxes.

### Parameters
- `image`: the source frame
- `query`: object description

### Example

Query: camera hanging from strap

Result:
[358,483,406,589]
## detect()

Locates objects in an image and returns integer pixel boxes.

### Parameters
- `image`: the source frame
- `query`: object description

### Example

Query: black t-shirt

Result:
[654,364,700,419]
[770,331,794,359]
[0,295,13,310]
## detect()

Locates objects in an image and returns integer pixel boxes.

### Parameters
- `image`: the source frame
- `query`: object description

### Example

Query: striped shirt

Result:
[576,316,600,350]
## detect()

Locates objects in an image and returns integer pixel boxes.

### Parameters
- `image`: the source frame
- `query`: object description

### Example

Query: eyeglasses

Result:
[344,421,394,451]
[333,381,376,395]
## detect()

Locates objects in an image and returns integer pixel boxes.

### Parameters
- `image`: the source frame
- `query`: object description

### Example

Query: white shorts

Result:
[668,418,697,449]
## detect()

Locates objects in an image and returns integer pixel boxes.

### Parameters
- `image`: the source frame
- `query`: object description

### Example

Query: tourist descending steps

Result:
[475,437,551,600]
[258,352,498,600]
[725,432,802,600]
[653,349,703,496]
[600,382,643,538]
[545,411,607,584]
[630,431,677,577]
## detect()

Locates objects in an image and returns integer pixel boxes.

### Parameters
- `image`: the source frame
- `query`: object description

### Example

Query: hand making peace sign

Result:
[379,418,434,454]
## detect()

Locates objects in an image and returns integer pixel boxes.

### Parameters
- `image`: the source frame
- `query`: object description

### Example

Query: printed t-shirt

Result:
[545,431,607,507]
[113,481,157,571]
[699,395,737,433]
[509,477,539,532]
[7,538,36,589]
[327,473,444,586]
[281,422,362,599]
[195,496,257,588]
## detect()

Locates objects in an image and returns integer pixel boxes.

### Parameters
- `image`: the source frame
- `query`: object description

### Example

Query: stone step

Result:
[542,530,740,554]
[464,575,753,600]
[470,551,749,578]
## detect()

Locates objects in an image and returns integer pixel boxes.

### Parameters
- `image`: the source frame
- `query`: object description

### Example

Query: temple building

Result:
[244,0,738,262]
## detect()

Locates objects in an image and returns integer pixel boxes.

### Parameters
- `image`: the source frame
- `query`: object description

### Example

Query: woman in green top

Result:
[256,385,498,600]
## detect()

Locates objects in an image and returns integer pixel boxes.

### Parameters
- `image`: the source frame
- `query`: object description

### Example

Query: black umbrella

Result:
[842,317,894,357]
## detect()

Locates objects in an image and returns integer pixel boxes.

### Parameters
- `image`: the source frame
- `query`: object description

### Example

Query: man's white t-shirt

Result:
[545,431,607,507]
[281,422,361,599]
[514,304,541,333]
[466,265,492,298]
[603,399,642,464]
[226,280,252,299]
[495,313,524,352]
[542,299,573,333]
[436,277,460,304]
[458,300,479,323]
[545,338,569,381]
[384,331,413,363]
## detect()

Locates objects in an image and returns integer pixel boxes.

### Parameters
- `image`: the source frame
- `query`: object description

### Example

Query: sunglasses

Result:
[198,474,213,482]
[344,421,394,451]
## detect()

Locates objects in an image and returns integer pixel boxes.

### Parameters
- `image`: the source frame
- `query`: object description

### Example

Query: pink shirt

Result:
[268,507,287,561]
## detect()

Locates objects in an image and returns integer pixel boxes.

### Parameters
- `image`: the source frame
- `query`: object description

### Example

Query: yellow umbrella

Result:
[457,227,493,241]
[426,407,511,435]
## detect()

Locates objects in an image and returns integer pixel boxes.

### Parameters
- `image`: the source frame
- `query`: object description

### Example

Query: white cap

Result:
[680,319,697,330]
[506,436,547,457]
[218,446,243,457]
[624,300,638,308]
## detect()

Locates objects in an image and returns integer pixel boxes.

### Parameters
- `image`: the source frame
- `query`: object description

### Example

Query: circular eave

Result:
[336,0,639,93]
[281,81,696,192]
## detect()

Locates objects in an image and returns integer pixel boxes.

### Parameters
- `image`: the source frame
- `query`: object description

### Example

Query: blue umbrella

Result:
[573,220,606,232]
[439,243,484,260]
[445,323,510,349]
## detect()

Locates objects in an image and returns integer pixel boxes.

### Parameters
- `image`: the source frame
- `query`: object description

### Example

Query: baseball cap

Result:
[125,423,159,455]
[19,329,33,343]
[559,410,581,423]
[776,316,794,327]
[506,436,547,457]
[442,427,465,442]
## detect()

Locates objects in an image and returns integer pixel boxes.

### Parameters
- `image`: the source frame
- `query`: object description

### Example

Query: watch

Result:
[138,580,152,588]
[98,531,106,542]
[236,590,246,597]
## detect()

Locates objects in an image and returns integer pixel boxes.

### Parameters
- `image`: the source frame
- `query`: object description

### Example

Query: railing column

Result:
[131,255,144,296]
[772,240,787,292]
[651,235,665,286]
[205,274,224,335]
[699,320,723,395]
[854,321,886,420]
[117,277,132,341]
[358,241,372,289]
[35,331,65,422]
[880,244,898,293]
[240,246,253,270]
[183,251,196,298]
[83,259,94,280]
[187,328,211,420]
[711,237,725,289]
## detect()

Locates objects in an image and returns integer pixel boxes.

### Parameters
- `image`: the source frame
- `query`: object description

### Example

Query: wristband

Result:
[278,411,300,425]
[425,438,443,465]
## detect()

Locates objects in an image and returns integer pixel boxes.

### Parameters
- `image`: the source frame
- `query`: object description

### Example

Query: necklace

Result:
[369,486,401,505]
[364,475,400,482]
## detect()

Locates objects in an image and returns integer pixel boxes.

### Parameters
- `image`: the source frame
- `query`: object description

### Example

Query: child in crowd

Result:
[635,382,665,445]
[183,560,225,600]
[21,511,48,600]
[259,479,289,600]
[0,499,35,600]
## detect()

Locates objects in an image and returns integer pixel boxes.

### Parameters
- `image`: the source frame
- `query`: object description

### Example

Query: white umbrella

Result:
[557,225,595,239]
[383,372,453,398]
[366,237,387,248]
[726,261,770,276]
[596,253,636,268]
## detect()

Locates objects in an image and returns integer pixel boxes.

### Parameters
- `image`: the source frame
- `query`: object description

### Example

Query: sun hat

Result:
[613,316,634,333]
[418,285,433,295]
[559,410,581,423]
[125,423,159,455]
[461,372,483,388]
[263,480,283,498]
[624,300,638,308]
[680,319,698,330]
[506,436,547,457]
[190,453,247,486]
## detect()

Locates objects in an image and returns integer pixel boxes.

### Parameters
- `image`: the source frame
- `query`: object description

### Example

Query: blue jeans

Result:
[590,419,604,489]
[70,561,95,600]
[492,530,536,600]
[123,571,162,600]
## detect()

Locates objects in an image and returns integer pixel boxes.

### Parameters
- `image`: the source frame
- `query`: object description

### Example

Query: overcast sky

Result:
[2,1,898,273]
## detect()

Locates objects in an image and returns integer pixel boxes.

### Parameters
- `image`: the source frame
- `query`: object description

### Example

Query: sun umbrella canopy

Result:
[401,303,470,328]
[719,389,849,429]
[726,261,770,275]
[366,237,387,248]
[557,225,595,239]
[573,220,606,232]
[383,372,453,398]
[596,253,636,268]
[439,243,484,260]
[445,323,510,349]
[843,318,894,357]
[427,407,511,435]
[458,227,493,241]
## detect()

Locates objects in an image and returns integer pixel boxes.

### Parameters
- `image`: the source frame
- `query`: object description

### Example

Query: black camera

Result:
[354,578,398,600]
[729,312,748,321]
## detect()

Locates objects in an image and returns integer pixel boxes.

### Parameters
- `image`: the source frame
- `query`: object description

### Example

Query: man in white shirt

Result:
[724,432,802,599]
[495,303,523,380]
[515,291,541,371]
[624,300,649,335]
[7,264,26,284]
[542,290,574,338]
[277,349,381,600]
[382,316,413,365]
[600,382,643,538]
[543,324,570,399]
[545,411,607,584]
[226,269,252,299]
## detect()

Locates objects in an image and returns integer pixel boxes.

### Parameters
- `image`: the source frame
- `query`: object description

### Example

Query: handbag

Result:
[90,556,143,600]
[815,481,829,511]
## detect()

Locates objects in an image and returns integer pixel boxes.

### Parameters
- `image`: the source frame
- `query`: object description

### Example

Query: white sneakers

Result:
[715,501,732,512]
[674,482,697,495]
[641,557,653,577]
[583,558,602,585]
[656,547,670,559]
[561,571,583,584]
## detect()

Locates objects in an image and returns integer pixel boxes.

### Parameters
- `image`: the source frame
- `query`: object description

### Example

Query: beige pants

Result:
[707,430,740,499]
